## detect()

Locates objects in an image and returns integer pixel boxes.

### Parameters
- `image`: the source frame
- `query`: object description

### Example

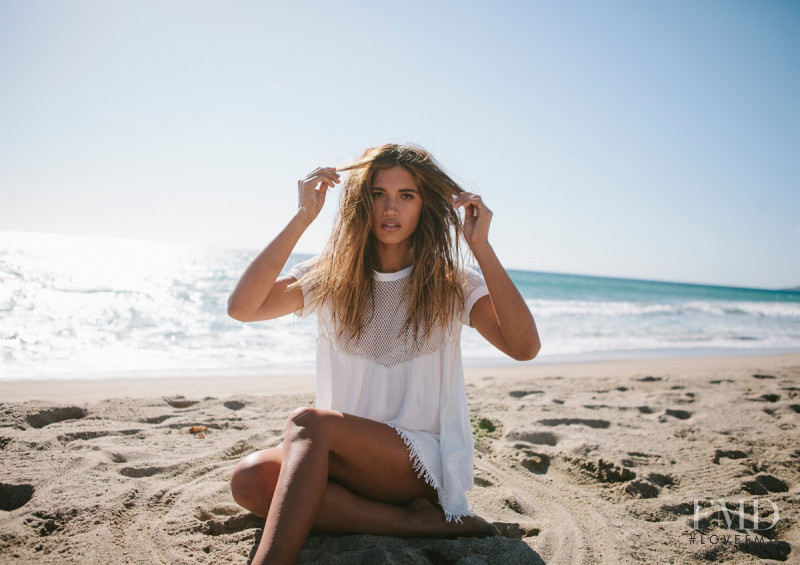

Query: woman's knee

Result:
[285,407,331,442]
[230,449,281,516]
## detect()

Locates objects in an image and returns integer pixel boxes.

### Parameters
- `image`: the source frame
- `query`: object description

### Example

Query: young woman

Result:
[227,144,540,564]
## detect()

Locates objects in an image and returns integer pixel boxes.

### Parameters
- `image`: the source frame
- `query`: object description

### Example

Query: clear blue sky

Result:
[1,0,798,289]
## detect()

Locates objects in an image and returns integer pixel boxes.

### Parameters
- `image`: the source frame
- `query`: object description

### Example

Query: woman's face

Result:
[370,166,423,248]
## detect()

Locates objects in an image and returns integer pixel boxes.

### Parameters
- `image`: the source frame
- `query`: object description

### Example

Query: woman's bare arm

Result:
[454,192,540,361]
[227,167,340,322]
[468,247,540,361]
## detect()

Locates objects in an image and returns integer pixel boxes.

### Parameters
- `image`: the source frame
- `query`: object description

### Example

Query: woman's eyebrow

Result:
[371,187,420,193]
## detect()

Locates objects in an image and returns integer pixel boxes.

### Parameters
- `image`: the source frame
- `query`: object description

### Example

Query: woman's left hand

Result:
[453,192,492,251]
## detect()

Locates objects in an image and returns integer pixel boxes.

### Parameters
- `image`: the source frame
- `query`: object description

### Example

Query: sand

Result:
[1,354,798,564]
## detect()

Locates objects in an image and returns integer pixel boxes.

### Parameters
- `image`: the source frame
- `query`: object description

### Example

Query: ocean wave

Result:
[529,299,800,319]
[2,231,799,380]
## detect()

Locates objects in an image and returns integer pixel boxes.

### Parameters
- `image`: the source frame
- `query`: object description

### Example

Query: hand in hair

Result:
[453,192,492,252]
[297,167,340,224]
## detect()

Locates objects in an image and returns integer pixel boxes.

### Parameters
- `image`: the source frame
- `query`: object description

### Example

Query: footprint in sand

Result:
[509,390,544,399]
[624,472,678,499]
[25,406,87,429]
[224,400,246,411]
[195,505,240,522]
[197,511,262,536]
[647,472,676,487]
[520,451,550,474]
[624,479,660,499]
[738,539,792,561]
[663,409,692,420]
[23,509,78,537]
[0,483,34,511]
[163,396,199,409]
[474,470,495,487]
[712,449,748,464]
[119,466,167,478]
[621,452,658,467]
[502,491,533,515]
[538,418,610,429]
[505,429,558,446]
[56,430,110,443]
[752,374,776,379]
[564,456,636,483]
[223,440,255,459]
[121,488,139,509]
[149,489,180,509]
[500,441,551,474]
[741,474,789,495]
[660,501,694,517]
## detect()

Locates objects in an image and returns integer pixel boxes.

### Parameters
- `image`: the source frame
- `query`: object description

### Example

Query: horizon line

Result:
[2,228,797,294]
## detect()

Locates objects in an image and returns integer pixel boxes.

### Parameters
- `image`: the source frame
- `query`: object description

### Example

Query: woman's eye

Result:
[371,192,383,198]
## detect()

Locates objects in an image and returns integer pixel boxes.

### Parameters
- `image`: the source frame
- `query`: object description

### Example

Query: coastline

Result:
[1,352,798,563]
[3,352,798,403]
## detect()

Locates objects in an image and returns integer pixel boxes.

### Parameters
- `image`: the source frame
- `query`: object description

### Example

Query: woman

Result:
[228,144,540,564]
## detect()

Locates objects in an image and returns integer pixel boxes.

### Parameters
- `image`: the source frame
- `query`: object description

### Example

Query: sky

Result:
[1,0,798,289]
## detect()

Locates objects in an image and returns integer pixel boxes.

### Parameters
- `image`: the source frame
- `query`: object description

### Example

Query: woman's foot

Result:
[405,497,500,538]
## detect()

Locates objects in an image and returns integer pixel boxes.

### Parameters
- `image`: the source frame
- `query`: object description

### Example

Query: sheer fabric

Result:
[286,256,489,521]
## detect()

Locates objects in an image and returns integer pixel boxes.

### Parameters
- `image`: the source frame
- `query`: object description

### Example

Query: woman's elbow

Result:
[227,306,245,322]
[512,338,541,362]
[227,298,251,322]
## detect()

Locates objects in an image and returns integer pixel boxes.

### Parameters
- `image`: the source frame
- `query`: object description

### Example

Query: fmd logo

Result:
[693,498,779,532]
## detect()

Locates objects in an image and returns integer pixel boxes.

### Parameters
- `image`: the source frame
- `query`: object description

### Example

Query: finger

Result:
[305,167,339,180]
[454,196,482,209]
[453,192,480,203]
[304,171,340,188]
[319,168,341,182]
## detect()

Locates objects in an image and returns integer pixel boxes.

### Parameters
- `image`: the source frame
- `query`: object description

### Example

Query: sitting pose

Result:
[228,144,540,564]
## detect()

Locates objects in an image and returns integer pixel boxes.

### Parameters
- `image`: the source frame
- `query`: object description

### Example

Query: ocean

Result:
[2,231,798,381]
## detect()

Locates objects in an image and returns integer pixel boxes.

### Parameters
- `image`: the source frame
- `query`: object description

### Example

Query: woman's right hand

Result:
[297,167,340,223]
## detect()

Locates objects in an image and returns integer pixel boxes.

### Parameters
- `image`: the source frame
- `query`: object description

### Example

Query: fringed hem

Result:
[387,424,474,524]
[444,508,476,524]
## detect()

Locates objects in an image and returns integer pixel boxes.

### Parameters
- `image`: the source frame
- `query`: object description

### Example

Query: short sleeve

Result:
[285,255,319,317]
[461,266,490,326]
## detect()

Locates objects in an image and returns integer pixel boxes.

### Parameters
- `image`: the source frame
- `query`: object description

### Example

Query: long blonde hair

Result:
[291,143,468,346]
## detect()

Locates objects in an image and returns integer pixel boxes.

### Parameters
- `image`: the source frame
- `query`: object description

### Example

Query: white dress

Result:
[286,257,490,522]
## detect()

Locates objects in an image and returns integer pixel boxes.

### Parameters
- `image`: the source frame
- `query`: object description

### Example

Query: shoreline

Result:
[2,352,798,403]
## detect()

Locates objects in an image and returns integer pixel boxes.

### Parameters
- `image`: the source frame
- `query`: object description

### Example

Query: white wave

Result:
[528,299,800,319]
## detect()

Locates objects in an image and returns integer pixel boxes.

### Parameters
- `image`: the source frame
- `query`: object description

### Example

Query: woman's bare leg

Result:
[232,447,437,536]
[242,407,496,564]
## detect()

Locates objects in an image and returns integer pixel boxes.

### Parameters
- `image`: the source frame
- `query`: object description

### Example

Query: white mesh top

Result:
[286,256,490,521]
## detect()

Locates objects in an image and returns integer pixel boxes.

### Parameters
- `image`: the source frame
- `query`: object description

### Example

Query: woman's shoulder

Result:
[457,263,486,290]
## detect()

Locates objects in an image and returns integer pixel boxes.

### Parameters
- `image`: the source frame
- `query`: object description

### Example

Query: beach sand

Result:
[1,354,798,564]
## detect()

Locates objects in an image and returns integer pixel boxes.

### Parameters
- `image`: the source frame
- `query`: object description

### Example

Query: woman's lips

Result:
[382,223,400,231]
